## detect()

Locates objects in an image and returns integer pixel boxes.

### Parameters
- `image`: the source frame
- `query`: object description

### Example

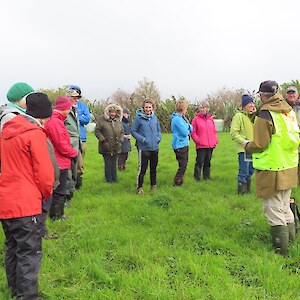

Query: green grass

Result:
[1,132,300,299]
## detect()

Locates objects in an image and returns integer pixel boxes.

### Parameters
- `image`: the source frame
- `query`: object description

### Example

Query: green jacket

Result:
[94,104,124,155]
[245,93,298,198]
[64,107,81,151]
[230,110,254,153]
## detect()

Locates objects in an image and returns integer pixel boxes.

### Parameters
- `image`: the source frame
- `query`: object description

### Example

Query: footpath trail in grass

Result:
[0,132,300,299]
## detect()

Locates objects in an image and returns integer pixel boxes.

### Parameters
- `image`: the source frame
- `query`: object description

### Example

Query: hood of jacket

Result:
[136,108,154,120]
[1,114,40,140]
[104,104,123,121]
[259,93,292,114]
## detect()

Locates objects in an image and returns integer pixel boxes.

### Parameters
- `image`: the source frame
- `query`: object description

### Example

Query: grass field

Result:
[0,132,300,299]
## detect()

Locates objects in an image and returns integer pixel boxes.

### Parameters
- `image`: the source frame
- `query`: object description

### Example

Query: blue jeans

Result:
[238,152,254,183]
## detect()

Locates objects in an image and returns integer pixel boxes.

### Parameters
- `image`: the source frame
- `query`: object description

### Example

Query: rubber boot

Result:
[287,222,296,243]
[194,165,201,181]
[271,225,289,257]
[238,181,247,195]
[246,178,251,194]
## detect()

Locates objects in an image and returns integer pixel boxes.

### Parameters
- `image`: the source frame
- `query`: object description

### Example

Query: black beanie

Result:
[26,93,53,119]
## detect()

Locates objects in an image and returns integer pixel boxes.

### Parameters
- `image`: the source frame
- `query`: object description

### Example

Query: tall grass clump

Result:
[0,132,300,299]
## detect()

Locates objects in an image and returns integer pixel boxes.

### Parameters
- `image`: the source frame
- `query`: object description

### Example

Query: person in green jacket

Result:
[245,80,299,257]
[230,95,256,195]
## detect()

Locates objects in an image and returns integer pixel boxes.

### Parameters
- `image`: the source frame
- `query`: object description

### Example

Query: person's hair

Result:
[198,101,210,111]
[175,99,188,112]
[142,99,155,108]
[260,92,275,99]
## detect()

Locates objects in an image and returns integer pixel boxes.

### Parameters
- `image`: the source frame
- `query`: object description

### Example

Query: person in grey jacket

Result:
[94,104,124,183]
[131,99,162,195]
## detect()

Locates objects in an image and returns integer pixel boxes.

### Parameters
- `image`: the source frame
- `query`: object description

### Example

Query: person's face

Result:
[123,112,129,118]
[181,105,188,115]
[243,102,256,113]
[109,110,117,118]
[286,92,298,104]
[61,107,72,116]
[144,103,153,115]
[199,105,208,115]
[70,96,79,107]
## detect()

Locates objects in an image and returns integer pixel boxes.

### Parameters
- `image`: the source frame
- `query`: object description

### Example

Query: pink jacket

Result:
[191,113,218,149]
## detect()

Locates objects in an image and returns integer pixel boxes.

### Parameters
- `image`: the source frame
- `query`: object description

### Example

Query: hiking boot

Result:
[271,225,289,257]
[137,188,145,195]
[151,185,157,192]
[238,181,247,195]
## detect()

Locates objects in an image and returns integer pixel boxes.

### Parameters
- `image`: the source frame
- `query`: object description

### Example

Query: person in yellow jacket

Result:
[230,94,256,195]
[245,80,299,257]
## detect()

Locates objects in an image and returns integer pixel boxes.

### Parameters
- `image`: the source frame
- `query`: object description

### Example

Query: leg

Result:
[1,220,17,297]
[238,152,248,195]
[111,154,118,182]
[174,146,189,186]
[136,150,149,190]
[203,148,213,180]
[40,195,53,237]
[15,216,42,299]
[118,153,126,170]
[76,151,84,189]
[149,150,159,187]
[194,148,204,181]
[103,154,112,182]
[50,169,68,220]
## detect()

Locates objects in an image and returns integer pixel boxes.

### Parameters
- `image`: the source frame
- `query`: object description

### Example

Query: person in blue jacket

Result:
[171,99,193,186]
[131,99,162,195]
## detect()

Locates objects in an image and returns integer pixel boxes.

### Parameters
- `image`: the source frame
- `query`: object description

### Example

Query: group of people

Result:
[0,82,90,299]
[0,79,299,298]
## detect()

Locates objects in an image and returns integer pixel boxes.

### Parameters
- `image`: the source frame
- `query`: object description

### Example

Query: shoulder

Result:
[258,110,272,121]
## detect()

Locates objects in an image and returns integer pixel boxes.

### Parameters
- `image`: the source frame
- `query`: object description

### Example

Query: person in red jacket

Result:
[191,101,218,181]
[44,96,78,220]
[0,96,54,299]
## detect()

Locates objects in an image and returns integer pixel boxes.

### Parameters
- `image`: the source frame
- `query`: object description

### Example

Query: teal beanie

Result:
[7,82,34,102]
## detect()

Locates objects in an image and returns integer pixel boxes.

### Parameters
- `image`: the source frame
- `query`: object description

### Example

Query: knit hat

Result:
[26,93,52,119]
[123,108,130,114]
[241,95,254,108]
[7,82,34,103]
[54,96,72,111]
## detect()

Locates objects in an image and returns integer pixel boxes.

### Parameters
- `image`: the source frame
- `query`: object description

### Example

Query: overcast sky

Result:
[1,0,299,104]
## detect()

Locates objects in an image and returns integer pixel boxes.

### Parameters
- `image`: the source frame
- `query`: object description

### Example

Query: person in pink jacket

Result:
[191,101,218,181]
[44,96,78,220]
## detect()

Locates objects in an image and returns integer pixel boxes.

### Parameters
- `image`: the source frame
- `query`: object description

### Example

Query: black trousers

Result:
[103,154,118,182]
[50,169,68,220]
[118,152,129,170]
[1,216,42,299]
[195,148,213,179]
[174,146,189,185]
[137,150,158,189]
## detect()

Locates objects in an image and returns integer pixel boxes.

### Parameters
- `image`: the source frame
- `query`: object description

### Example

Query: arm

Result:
[245,111,273,153]
[190,118,200,145]
[94,117,106,142]
[78,103,91,125]
[131,117,145,143]
[30,131,54,200]
[230,113,245,145]
[157,118,162,141]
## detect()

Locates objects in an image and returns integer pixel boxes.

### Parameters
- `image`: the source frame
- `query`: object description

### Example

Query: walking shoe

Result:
[137,188,145,195]
[151,185,157,192]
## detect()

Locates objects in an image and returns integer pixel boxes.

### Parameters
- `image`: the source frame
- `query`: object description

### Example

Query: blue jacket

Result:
[171,112,193,150]
[77,101,91,142]
[131,108,161,151]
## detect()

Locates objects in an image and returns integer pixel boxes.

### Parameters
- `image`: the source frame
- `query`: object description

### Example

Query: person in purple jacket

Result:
[191,101,218,181]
